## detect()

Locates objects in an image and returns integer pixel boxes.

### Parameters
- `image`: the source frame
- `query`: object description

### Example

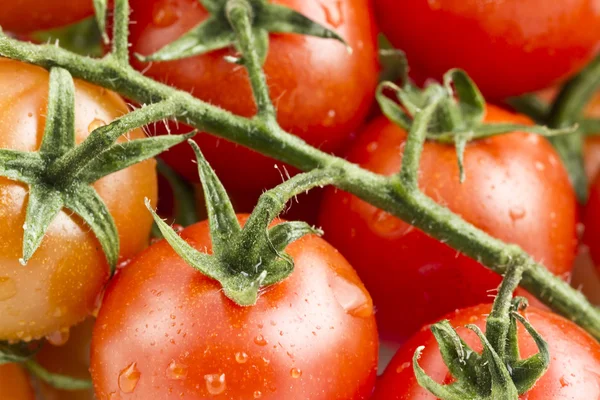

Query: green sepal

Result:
[0,68,184,272]
[20,186,63,265]
[0,342,40,365]
[378,69,576,183]
[25,360,93,391]
[93,0,108,43]
[79,131,196,184]
[139,0,346,63]
[63,185,119,272]
[189,140,241,255]
[148,141,336,306]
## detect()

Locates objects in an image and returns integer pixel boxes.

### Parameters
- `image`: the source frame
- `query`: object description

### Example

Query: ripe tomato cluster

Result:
[1,0,600,399]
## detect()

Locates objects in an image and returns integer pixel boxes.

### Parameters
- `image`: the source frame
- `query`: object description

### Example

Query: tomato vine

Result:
[0,0,599,343]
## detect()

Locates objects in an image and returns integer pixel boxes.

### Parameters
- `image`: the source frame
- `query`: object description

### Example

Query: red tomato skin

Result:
[1,0,94,33]
[584,174,600,268]
[128,0,379,193]
[318,105,578,341]
[91,216,378,399]
[373,304,600,399]
[375,0,600,99]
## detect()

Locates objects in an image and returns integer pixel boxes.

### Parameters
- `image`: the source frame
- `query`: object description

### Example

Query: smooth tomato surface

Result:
[91,216,378,399]
[319,105,578,341]
[373,304,600,399]
[0,59,157,341]
[375,0,600,99]
[0,363,35,400]
[129,0,379,198]
[0,0,94,33]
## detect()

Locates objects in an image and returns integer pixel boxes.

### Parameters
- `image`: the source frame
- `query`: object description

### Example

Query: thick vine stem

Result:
[1,31,600,337]
[110,0,130,65]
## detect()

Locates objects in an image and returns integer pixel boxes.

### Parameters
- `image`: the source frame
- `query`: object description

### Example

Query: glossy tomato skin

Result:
[375,0,600,99]
[0,0,94,33]
[318,105,578,341]
[373,304,600,399]
[0,59,157,341]
[91,216,378,400]
[128,0,379,194]
[584,174,600,269]
[0,363,35,400]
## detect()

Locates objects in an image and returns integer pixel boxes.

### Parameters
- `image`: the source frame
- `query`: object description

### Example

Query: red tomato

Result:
[373,304,600,399]
[0,59,157,341]
[91,216,378,399]
[0,0,94,33]
[584,174,600,269]
[318,105,578,341]
[128,0,379,198]
[375,0,600,99]
[0,364,35,400]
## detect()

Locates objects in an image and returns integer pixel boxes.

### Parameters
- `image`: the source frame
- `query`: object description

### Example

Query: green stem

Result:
[1,35,600,338]
[111,0,130,65]
[47,100,180,185]
[226,0,276,120]
[24,360,92,390]
[486,261,527,359]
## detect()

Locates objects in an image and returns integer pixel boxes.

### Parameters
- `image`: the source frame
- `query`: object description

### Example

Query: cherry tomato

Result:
[0,59,157,341]
[318,105,578,341]
[0,363,35,400]
[373,304,600,399]
[584,174,600,269]
[0,0,94,33]
[91,216,378,399]
[36,318,96,400]
[375,0,600,99]
[128,0,379,198]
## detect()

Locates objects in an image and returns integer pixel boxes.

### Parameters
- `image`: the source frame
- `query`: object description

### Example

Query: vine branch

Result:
[0,19,599,338]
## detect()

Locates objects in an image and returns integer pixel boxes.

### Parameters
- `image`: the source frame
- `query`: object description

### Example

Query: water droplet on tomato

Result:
[509,207,526,222]
[254,334,268,346]
[319,0,344,28]
[371,209,412,237]
[152,0,181,27]
[427,0,442,10]
[366,142,378,153]
[45,328,70,346]
[118,362,141,393]
[88,118,106,133]
[235,352,249,364]
[166,360,188,380]
[290,368,303,379]
[0,277,17,301]
[204,373,226,395]
[254,390,263,398]
[330,275,373,318]
[396,362,410,373]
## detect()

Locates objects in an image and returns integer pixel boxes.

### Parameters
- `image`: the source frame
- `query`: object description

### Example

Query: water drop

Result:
[118,362,141,393]
[204,373,226,395]
[166,360,188,380]
[366,142,378,153]
[254,390,262,398]
[509,207,526,222]
[152,0,181,27]
[235,352,249,364]
[396,362,410,373]
[254,334,268,346]
[371,209,411,237]
[290,368,303,379]
[88,118,106,133]
[330,275,373,318]
[45,329,70,346]
[0,277,17,301]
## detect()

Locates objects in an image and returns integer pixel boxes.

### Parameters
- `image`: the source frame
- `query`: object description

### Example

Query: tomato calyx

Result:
[0,67,192,272]
[134,0,348,64]
[150,140,339,306]
[378,68,574,182]
[413,259,550,400]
